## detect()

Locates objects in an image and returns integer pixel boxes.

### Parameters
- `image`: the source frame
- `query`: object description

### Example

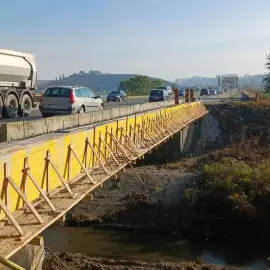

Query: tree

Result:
[151,78,163,89]
[118,80,126,90]
[89,70,101,74]
[79,70,86,75]
[119,76,153,95]
[262,54,270,92]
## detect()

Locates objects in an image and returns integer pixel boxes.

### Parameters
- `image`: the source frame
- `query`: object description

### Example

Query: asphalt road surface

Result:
[199,90,240,103]
[0,91,239,124]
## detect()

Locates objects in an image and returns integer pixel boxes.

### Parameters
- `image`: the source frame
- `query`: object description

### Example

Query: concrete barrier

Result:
[32,94,149,104]
[0,100,175,142]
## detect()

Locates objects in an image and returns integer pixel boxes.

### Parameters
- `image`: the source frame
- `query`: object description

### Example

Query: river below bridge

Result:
[43,225,270,269]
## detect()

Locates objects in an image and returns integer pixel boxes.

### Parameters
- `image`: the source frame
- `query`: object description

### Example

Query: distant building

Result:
[216,74,238,89]
[175,79,180,85]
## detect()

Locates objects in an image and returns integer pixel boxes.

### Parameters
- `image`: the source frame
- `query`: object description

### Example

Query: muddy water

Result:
[42,225,270,270]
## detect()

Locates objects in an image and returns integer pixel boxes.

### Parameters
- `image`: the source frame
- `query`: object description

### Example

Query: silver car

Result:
[209,89,217,95]
[39,85,104,118]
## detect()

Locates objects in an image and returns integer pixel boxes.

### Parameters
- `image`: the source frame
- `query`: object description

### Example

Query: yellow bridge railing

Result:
[0,101,208,258]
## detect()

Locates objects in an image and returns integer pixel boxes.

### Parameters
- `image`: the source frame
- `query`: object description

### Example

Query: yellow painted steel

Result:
[0,102,206,220]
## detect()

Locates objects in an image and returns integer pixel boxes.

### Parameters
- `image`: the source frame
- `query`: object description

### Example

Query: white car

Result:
[40,85,104,118]
[156,86,173,96]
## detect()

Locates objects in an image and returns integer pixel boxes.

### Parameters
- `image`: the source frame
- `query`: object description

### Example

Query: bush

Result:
[182,157,270,236]
[201,158,270,207]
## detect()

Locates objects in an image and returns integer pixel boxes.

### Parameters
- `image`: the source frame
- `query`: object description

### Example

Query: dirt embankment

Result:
[66,166,195,232]
[43,253,237,270]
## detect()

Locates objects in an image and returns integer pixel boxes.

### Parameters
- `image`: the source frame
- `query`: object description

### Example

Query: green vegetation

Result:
[201,158,270,208]
[118,76,163,95]
[183,155,270,236]
[263,54,270,92]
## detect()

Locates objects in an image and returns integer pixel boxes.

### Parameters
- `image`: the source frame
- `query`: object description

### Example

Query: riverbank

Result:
[43,101,270,269]
[43,253,238,270]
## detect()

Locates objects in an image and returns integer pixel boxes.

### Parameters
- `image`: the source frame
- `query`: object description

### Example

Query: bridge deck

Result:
[0,102,208,258]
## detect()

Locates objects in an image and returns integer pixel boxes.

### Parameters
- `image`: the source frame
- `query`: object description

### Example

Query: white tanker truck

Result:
[0,48,37,118]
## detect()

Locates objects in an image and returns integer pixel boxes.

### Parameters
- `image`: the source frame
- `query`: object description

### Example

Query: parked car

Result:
[200,88,210,96]
[39,85,103,118]
[210,89,217,95]
[106,90,127,102]
[179,88,186,97]
[156,86,172,96]
[149,89,167,102]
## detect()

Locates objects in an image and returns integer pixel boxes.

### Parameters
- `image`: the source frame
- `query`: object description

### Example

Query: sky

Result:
[1,0,270,81]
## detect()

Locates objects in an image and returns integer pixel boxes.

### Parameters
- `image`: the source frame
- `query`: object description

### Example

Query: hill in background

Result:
[37,72,176,93]
[37,71,264,93]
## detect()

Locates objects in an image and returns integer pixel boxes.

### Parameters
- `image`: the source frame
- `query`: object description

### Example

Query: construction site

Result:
[0,89,269,269]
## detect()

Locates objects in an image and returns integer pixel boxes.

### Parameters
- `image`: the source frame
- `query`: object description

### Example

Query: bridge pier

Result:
[2,236,44,270]
[142,120,201,164]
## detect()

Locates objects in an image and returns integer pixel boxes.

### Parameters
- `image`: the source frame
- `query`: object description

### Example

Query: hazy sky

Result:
[1,0,270,81]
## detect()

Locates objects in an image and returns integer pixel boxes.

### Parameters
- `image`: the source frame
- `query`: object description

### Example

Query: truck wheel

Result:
[2,94,19,118]
[18,94,32,117]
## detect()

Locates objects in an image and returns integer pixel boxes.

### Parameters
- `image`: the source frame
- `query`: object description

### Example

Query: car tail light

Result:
[40,94,43,104]
[70,91,75,104]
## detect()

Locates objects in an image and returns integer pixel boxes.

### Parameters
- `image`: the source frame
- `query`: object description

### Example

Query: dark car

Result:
[107,90,127,102]
[200,88,210,96]
[179,88,186,97]
[149,89,167,102]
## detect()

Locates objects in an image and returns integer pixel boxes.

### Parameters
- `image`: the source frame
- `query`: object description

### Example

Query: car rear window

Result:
[110,91,120,95]
[150,90,163,96]
[44,87,72,98]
